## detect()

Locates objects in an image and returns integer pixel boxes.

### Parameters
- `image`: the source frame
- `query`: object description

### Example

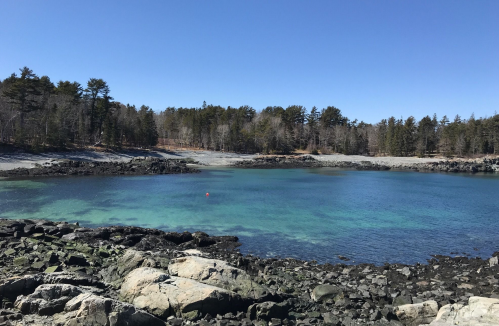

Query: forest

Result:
[1,67,498,157]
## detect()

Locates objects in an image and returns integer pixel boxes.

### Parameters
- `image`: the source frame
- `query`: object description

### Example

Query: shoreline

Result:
[0,218,497,326]
[1,149,498,173]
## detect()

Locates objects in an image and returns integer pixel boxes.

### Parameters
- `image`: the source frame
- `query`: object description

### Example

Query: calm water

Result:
[1,168,498,265]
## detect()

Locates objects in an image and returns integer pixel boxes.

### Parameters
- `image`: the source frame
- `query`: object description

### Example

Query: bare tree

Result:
[216,124,229,151]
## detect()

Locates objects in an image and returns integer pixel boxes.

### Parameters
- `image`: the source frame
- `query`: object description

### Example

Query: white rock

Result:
[429,296,499,326]
[181,249,206,256]
[168,256,269,299]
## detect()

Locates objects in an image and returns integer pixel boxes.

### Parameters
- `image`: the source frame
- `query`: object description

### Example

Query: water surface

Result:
[1,168,498,265]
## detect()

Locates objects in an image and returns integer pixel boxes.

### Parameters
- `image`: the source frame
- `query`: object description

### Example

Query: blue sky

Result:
[0,1,497,123]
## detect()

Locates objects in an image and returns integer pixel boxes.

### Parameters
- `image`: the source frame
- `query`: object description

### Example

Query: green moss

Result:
[182,310,199,321]
[13,256,29,266]
[45,265,62,273]
[31,261,46,270]
[4,248,16,256]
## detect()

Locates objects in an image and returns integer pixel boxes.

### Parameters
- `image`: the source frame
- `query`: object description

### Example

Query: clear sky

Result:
[0,1,497,123]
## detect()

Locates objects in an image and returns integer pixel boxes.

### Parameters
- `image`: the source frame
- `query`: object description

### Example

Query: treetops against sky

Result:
[1,67,498,157]
[0,1,497,123]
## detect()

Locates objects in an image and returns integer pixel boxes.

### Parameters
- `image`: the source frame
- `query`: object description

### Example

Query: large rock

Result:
[393,300,438,326]
[168,256,270,299]
[120,267,242,318]
[429,296,499,326]
[57,292,165,326]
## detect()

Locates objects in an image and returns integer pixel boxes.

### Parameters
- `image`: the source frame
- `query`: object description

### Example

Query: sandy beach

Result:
[0,149,446,171]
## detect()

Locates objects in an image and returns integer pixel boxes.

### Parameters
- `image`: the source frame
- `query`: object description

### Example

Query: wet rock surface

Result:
[232,155,499,173]
[0,157,199,178]
[0,218,497,326]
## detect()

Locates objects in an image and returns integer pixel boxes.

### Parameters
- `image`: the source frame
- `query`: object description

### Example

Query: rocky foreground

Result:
[0,219,497,325]
[232,156,499,173]
[0,157,199,178]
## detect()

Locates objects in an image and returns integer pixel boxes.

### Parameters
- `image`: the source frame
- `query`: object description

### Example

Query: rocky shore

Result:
[232,156,499,173]
[0,157,199,178]
[0,219,497,326]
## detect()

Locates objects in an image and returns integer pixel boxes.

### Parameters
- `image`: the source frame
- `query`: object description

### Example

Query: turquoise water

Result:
[1,168,498,265]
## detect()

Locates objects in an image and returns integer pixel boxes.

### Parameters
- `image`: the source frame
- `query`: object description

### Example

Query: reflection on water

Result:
[1,168,498,265]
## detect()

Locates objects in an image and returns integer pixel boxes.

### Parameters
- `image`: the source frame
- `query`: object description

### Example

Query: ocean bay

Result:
[1,168,498,265]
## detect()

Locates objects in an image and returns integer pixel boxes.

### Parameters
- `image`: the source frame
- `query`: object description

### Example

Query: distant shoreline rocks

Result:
[232,155,499,173]
[0,157,199,178]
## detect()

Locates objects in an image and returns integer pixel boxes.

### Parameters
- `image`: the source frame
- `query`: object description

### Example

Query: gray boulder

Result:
[247,301,289,321]
[393,300,438,326]
[311,284,342,302]
[120,267,242,318]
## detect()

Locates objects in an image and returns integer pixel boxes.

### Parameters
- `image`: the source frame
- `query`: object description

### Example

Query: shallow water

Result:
[1,168,498,265]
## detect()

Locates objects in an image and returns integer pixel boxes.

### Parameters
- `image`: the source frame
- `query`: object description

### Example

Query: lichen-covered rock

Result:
[120,267,242,318]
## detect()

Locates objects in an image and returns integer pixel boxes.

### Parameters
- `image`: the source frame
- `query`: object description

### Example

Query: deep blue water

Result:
[1,168,498,265]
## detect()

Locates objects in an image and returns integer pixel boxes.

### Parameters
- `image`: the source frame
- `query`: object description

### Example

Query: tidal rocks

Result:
[0,157,199,178]
[120,267,243,318]
[1,217,499,326]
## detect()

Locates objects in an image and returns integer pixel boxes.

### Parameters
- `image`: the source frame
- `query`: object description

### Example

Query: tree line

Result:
[156,104,499,157]
[0,67,158,150]
[1,67,498,157]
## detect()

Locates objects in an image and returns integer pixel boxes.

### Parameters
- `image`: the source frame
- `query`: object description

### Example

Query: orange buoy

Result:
[206,193,209,196]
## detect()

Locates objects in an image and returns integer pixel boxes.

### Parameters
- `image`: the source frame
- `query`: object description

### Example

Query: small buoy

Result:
[206,193,209,196]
